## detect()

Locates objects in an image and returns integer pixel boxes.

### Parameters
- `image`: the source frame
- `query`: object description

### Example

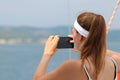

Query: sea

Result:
[0,30,120,80]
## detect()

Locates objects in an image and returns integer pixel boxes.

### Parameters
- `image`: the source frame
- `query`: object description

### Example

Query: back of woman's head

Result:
[77,12,106,79]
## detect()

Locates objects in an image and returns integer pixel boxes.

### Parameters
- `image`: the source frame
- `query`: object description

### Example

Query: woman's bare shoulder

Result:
[56,59,81,73]
[59,60,82,78]
[62,59,81,68]
[45,60,82,80]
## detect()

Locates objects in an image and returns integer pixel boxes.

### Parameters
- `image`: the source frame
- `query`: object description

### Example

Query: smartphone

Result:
[57,37,74,49]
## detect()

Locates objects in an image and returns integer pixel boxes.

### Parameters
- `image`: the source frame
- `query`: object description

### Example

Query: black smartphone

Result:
[57,37,74,49]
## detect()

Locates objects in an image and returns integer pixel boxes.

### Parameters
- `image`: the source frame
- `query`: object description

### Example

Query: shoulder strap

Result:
[111,57,118,80]
[83,65,92,80]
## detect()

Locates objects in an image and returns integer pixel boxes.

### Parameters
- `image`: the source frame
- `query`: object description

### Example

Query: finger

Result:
[48,35,54,41]
[52,36,59,49]
[53,35,59,42]
[68,35,74,42]
[68,35,73,38]
[70,40,74,43]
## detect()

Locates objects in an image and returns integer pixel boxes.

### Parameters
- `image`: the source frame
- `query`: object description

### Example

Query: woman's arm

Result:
[33,56,80,80]
[33,35,59,80]
[33,54,52,80]
[107,50,120,72]
[33,35,81,80]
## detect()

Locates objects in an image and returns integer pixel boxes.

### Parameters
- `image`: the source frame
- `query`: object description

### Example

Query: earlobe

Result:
[79,35,83,41]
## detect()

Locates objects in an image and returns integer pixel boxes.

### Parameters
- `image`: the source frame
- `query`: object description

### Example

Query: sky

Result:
[0,0,120,30]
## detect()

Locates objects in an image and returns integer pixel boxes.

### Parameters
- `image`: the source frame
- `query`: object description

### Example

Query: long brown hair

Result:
[77,12,106,80]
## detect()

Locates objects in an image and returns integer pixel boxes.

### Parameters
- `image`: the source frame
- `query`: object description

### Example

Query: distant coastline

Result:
[0,38,47,45]
[0,26,69,44]
[0,26,119,45]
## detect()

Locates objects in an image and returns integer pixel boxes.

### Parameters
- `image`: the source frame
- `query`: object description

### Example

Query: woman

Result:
[33,12,120,80]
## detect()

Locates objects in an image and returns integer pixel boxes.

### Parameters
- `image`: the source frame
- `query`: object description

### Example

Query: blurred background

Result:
[0,0,120,80]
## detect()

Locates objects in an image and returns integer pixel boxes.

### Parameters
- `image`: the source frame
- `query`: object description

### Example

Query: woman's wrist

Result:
[43,53,53,57]
[40,53,52,65]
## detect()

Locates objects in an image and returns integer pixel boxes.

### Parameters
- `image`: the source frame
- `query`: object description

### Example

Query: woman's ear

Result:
[79,34,83,41]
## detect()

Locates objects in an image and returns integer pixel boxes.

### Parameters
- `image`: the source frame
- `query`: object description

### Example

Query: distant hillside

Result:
[0,26,70,39]
[0,26,119,42]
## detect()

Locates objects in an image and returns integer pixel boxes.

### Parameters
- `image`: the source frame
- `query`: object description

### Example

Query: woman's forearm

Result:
[33,54,52,80]
[33,35,59,80]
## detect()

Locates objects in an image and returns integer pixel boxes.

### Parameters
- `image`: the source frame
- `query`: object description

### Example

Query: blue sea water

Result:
[0,33,120,80]
[0,44,76,80]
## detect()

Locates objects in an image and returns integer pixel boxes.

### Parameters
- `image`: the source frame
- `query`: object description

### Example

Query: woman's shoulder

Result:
[59,60,82,76]
[50,59,83,80]
[57,59,81,70]
[63,59,81,66]
[59,59,82,71]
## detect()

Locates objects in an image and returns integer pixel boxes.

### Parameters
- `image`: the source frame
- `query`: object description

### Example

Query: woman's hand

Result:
[43,35,59,56]
[68,35,80,52]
